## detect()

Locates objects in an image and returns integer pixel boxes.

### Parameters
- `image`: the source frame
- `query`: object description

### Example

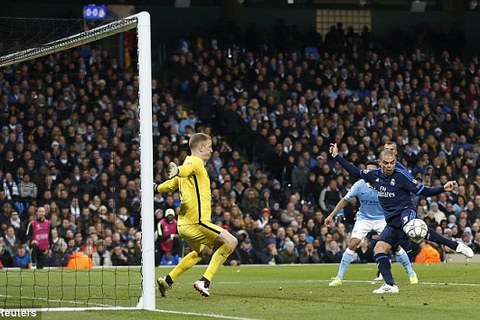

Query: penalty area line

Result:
[153,309,264,320]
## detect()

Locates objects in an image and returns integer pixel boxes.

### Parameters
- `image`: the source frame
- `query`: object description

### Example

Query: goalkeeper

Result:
[155,133,238,297]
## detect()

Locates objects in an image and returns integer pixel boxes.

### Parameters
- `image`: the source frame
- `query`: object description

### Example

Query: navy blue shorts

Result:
[378,209,417,248]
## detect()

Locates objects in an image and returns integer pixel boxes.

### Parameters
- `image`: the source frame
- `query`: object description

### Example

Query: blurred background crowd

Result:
[1,19,480,269]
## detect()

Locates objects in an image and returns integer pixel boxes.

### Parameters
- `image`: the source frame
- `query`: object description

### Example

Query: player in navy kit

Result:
[326,161,418,287]
[329,143,473,294]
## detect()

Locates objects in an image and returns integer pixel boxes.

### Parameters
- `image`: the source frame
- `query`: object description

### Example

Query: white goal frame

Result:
[0,12,155,311]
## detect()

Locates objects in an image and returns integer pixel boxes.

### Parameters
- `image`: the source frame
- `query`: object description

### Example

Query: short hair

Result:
[379,149,395,160]
[189,133,211,150]
[383,141,397,150]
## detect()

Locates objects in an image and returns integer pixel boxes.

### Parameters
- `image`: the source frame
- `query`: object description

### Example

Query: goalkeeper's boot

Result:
[456,242,474,258]
[409,274,419,285]
[328,278,343,287]
[193,280,210,297]
[372,283,399,294]
[157,276,171,297]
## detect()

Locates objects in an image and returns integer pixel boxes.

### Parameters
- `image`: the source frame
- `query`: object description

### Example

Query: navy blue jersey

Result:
[360,168,421,220]
[396,161,413,179]
[335,156,445,221]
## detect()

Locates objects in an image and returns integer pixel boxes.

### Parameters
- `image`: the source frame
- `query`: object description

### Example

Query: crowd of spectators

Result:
[0,21,480,269]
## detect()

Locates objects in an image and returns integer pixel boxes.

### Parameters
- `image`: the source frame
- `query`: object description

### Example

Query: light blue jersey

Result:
[344,180,384,221]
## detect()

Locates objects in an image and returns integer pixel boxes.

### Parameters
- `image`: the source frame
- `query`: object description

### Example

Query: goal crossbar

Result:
[0,17,138,68]
[0,11,155,311]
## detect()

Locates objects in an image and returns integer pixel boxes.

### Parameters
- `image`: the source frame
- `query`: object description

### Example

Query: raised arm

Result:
[399,173,458,197]
[329,143,362,179]
[419,181,457,197]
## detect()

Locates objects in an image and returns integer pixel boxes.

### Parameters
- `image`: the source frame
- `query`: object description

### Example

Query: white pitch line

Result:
[216,279,480,287]
[152,309,263,320]
[0,294,264,319]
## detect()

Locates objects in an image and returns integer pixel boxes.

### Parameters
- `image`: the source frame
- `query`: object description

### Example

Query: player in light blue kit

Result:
[326,161,418,287]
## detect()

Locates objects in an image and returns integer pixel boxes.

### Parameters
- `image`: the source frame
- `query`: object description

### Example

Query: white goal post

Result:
[0,12,155,311]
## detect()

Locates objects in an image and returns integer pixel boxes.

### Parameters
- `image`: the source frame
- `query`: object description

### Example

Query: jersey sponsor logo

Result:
[378,191,395,198]
[390,178,395,186]
[378,186,395,198]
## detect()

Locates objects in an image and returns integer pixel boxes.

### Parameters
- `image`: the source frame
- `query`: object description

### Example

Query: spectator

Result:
[12,244,31,269]
[323,240,342,263]
[291,158,309,196]
[111,245,130,266]
[279,240,299,264]
[427,202,446,224]
[26,207,50,269]
[356,238,374,263]
[156,208,179,262]
[299,241,321,264]
[4,226,18,255]
[0,240,13,267]
[160,251,180,266]
[237,238,261,264]
[281,202,298,226]
[319,179,345,215]
[261,238,283,265]
[414,241,441,263]
[18,173,37,203]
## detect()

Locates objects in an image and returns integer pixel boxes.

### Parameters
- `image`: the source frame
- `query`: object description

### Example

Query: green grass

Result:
[1,263,480,320]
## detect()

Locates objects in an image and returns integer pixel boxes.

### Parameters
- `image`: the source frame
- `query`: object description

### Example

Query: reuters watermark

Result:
[0,310,41,319]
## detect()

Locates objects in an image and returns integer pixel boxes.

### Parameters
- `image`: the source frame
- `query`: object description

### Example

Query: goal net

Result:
[0,12,155,311]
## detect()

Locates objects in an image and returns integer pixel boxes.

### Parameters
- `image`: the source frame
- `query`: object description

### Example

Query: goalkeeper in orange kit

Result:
[155,133,238,297]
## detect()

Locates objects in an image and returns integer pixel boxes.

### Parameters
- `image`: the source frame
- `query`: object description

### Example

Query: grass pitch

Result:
[1,262,479,320]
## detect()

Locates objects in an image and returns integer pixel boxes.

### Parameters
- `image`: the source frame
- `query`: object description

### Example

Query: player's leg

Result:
[373,220,387,281]
[30,242,38,269]
[373,224,401,294]
[424,227,473,258]
[329,220,371,286]
[329,237,361,286]
[378,217,418,284]
[373,240,394,284]
[402,209,473,258]
[157,224,207,297]
[396,239,418,284]
[37,249,46,269]
[196,223,238,296]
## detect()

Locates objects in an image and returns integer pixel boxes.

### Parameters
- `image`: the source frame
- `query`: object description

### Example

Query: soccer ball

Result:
[403,219,428,243]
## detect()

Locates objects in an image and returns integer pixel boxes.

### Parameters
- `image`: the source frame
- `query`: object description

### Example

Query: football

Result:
[403,218,428,243]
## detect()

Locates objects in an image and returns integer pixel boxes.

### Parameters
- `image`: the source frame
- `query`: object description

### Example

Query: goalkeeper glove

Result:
[154,183,159,193]
[167,162,179,179]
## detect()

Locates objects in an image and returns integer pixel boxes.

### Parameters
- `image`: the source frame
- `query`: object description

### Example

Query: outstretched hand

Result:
[325,215,335,227]
[329,143,338,158]
[443,181,458,192]
[167,162,179,179]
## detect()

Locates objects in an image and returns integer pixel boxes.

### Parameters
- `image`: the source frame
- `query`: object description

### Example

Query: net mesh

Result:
[0,268,141,308]
[0,15,146,310]
[0,17,86,56]
[0,17,137,67]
